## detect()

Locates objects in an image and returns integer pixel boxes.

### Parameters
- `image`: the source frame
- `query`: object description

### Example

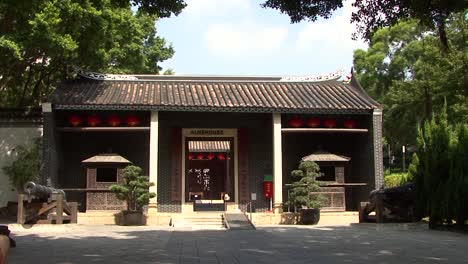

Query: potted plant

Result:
[109,165,156,225]
[288,160,325,225]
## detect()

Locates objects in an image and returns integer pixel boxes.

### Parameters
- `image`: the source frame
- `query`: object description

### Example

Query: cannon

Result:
[359,182,420,223]
[17,182,77,224]
[23,182,66,201]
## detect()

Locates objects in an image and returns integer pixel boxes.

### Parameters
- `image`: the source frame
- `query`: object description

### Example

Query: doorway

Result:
[185,138,234,203]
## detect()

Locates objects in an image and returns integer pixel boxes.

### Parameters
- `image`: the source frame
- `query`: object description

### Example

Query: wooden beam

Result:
[281,128,368,133]
[57,127,150,132]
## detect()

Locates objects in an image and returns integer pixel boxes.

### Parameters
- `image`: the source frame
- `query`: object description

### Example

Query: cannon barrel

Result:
[23,182,66,200]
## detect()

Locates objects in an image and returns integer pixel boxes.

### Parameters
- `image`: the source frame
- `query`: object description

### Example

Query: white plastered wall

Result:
[0,125,42,207]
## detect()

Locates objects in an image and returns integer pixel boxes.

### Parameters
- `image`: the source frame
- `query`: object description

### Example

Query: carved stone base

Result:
[273,203,283,214]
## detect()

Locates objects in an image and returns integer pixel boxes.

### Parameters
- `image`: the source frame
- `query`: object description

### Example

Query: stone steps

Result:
[171,213,226,230]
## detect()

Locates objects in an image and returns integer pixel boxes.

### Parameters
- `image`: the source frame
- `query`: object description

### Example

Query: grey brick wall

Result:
[372,110,384,189]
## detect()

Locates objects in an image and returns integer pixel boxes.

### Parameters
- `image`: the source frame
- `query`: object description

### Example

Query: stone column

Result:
[372,109,384,189]
[148,111,159,214]
[272,113,283,213]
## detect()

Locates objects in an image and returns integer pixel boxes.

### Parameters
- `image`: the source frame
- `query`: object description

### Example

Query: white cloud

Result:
[204,22,288,58]
[296,1,366,52]
[184,0,251,18]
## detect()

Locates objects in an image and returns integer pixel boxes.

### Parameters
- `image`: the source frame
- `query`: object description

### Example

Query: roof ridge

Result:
[74,67,346,83]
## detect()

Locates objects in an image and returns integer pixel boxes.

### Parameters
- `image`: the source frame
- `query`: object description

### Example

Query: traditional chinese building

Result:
[41,70,383,223]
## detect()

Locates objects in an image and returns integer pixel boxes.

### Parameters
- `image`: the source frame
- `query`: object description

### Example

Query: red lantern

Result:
[196,153,205,160]
[217,153,226,160]
[68,116,82,127]
[188,153,194,160]
[323,118,336,128]
[207,153,215,160]
[306,117,321,128]
[343,119,357,129]
[288,116,303,128]
[107,115,121,127]
[86,115,101,127]
[125,115,140,126]
[263,181,273,198]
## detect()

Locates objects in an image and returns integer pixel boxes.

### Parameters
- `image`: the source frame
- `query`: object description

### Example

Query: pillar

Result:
[148,111,159,214]
[41,103,57,187]
[372,109,384,189]
[272,113,283,213]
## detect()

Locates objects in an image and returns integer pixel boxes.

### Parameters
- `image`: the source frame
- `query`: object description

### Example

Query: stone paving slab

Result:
[6,223,468,264]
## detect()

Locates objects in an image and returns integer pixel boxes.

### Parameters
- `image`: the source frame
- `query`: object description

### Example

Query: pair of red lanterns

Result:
[288,116,357,129]
[188,153,226,161]
[68,115,140,127]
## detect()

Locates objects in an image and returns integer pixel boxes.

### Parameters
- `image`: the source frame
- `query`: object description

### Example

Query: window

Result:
[317,166,335,182]
[96,168,117,182]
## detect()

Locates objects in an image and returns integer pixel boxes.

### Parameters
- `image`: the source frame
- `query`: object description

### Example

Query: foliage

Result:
[384,170,411,188]
[2,138,42,191]
[353,16,467,150]
[114,0,186,18]
[409,104,468,226]
[288,161,325,209]
[0,0,185,107]
[261,0,466,49]
[109,165,156,211]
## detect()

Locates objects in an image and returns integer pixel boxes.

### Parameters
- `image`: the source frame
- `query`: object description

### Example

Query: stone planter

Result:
[299,208,320,225]
[280,212,300,224]
[121,210,145,226]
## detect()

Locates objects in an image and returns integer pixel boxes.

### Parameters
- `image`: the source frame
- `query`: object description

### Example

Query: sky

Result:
[156,0,367,76]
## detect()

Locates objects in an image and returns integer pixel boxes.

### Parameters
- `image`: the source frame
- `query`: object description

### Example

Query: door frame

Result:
[181,128,238,213]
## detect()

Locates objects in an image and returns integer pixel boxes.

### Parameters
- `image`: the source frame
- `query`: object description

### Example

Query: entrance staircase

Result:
[171,213,226,230]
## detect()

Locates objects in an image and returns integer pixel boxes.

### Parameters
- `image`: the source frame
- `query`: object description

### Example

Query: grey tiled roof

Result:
[81,153,131,164]
[188,141,231,152]
[50,77,380,113]
[302,151,351,162]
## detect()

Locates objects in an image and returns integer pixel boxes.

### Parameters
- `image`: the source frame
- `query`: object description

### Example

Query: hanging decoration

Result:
[207,153,215,160]
[107,115,121,127]
[306,117,321,128]
[68,116,82,127]
[288,116,303,128]
[343,119,357,129]
[188,153,194,160]
[86,115,101,127]
[323,118,336,128]
[125,115,140,126]
[196,153,205,160]
[217,153,226,160]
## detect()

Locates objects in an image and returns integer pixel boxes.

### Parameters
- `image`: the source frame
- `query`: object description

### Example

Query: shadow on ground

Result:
[7,223,468,264]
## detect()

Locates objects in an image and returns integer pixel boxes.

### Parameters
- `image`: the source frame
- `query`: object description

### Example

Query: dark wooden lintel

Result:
[57,127,150,132]
[281,128,368,133]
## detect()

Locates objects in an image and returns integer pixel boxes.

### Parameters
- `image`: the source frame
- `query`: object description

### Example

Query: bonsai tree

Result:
[288,160,325,210]
[109,165,156,211]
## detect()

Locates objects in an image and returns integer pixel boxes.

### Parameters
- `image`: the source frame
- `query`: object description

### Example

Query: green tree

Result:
[109,165,156,211]
[353,17,467,149]
[288,161,325,209]
[447,124,468,225]
[261,0,466,49]
[2,138,42,192]
[0,0,185,107]
[410,104,468,227]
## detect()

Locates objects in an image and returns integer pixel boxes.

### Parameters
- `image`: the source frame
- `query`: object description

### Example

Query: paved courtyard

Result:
[7,223,468,264]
